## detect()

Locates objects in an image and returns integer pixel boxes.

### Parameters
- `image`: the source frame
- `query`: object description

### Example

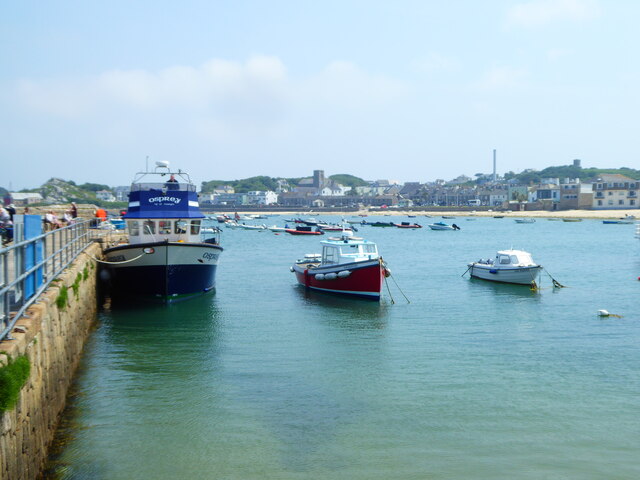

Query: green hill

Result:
[504,165,640,184]
[328,174,368,187]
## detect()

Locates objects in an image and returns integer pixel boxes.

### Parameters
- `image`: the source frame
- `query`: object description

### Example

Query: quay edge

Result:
[0,242,103,480]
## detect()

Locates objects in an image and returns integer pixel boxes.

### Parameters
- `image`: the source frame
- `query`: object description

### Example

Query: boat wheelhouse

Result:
[291,231,389,300]
[103,162,223,302]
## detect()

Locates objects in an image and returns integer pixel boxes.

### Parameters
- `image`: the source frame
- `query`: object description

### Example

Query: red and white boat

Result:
[290,231,389,300]
[394,222,422,229]
[285,226,324,235]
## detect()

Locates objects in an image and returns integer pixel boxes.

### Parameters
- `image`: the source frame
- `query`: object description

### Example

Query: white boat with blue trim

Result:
[468,249,541,285]
[103,161,223,302]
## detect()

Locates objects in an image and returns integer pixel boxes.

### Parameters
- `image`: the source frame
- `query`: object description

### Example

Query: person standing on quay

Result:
[70,202,78,219]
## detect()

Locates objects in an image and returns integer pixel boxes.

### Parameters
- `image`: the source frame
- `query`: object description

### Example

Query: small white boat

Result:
[514,218,535,224]
[268,225,286,232]
[239,223,267,230]
[428,222,460,231]
[468,250,541,285]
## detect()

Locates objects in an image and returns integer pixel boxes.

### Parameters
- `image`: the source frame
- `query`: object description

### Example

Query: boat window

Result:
[143,220,156,235]
[158,221,172,235]
[510,255,519,264]
[363,244,377,254]
[175,221,187,234]
[323,246,338,264]
[499,255,511,265]
[190,220,201,235]
[127,221,140,236]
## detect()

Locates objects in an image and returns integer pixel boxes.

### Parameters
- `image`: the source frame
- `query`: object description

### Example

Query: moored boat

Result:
[103,161,223,302]
[395,222,422,229]
[428,222,460,231]
[285,226,324,235]
[290,231,389,300]
[365,221,395,227]
[514,218,536,224]
[603,220,633,224]
[468,249,541,286]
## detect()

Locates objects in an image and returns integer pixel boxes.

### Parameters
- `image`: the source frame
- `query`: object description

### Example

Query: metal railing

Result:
[0,219,104,342]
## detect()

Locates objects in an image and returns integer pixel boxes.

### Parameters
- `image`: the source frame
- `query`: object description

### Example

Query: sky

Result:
[2,0,639,190]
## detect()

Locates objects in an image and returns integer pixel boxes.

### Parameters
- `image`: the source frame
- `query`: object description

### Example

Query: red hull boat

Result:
[290,232,389,300]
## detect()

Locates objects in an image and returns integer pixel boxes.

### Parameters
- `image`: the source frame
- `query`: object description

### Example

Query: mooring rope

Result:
[83,251,146,265]
[543,267,566,288]
[383,275,395,304]
[388,273,410,303]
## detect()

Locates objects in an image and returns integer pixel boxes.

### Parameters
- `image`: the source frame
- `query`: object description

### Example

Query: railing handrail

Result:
[0,219,102,342]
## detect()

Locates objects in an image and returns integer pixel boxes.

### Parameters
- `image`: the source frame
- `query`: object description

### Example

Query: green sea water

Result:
[45,216,640,479]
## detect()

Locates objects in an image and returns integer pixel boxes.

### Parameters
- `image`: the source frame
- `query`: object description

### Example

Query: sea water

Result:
[45,216,640,479]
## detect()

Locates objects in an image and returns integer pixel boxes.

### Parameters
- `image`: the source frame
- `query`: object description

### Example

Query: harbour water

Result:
[45,216,640,479]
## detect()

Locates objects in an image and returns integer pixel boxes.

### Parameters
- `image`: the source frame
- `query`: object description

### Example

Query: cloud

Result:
[547,48,573,61]
[475,66,528,91]
[11,56,408,123]
[411,53,461,74]
[16,56,290,117]
[506,0,600,28]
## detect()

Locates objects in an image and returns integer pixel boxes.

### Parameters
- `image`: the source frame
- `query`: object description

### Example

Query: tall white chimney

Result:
[492,149,497,182]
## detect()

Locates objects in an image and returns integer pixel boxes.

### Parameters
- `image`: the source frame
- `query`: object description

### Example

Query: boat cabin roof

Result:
[495,249,536,266]
[125,163,204,219]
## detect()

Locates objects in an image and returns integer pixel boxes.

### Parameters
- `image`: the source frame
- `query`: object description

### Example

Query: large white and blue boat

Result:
[103,161,222,302]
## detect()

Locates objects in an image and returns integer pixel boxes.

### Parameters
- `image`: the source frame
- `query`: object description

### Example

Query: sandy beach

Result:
[233,209,639,220]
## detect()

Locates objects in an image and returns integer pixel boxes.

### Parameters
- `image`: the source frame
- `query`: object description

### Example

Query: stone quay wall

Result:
[0,242,101,480]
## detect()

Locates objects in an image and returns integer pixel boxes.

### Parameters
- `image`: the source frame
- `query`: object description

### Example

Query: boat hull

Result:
[103,241,223,302]
[285,229,323,235]
[469,264,541,285]
[428,225,454,230]
[292,259,385,300]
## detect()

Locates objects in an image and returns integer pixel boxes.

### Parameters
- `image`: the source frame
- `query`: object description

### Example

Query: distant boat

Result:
[442,215,455,219]
[514,218,535,224]
[562,218,582,222]
[365,221,395,227]
[603,220,633,224]
[395,222,422,229]
[285,226,324,236]
[428,222,460,231]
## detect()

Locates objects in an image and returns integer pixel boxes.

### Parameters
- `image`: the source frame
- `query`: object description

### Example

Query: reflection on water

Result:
[294,286,390,330]
[466,277,542,300]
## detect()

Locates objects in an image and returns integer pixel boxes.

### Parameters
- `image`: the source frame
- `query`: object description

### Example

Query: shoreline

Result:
[226,209,639,220]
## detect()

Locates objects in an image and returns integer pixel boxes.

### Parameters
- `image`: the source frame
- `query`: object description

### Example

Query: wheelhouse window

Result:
[143,220,155,234]
[323,246,339,264]
[499,255,511,265]
[190,220,201,235]
[175,221,187,234]
[158,221,172,234]
[363,244,377,255]
[127,221,140,236]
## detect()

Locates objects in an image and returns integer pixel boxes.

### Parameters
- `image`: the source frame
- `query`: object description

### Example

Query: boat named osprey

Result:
[103,161,223,302]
